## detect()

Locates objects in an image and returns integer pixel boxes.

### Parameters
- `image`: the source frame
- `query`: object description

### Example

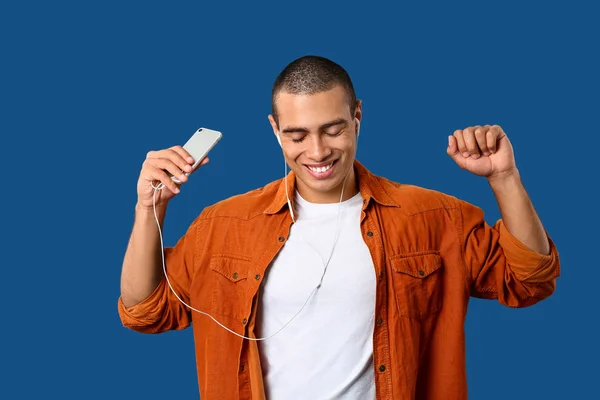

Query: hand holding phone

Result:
[169,128,222,183]
[136,127,222,209]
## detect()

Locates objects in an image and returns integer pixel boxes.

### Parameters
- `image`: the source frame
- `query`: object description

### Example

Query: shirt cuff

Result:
[496,219,560,283]
[118,278,166,327]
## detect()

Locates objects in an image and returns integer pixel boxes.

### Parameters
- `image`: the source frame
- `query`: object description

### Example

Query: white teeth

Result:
[308,163,333,173]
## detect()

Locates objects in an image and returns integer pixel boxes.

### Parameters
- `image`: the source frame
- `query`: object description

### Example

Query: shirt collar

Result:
[263,159,400,216]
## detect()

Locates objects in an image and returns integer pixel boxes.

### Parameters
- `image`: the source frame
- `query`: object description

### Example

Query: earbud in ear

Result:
[355,118,361,137]
[276,133,282,147]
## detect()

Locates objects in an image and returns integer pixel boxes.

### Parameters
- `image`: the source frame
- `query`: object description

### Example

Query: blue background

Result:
[2,0,598,398]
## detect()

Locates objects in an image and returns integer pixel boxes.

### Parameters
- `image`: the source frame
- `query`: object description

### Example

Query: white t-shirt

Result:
[256,191,377,399]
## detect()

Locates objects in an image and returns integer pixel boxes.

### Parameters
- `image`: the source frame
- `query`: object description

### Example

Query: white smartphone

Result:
[169,127,222,183]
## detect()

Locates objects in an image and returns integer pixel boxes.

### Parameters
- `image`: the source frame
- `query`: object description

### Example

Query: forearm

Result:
[488,169,550,255]
[120,204,167,307]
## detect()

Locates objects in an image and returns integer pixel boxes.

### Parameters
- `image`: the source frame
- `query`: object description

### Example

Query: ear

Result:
[354,99,363,137]
[354,99,363,117]
[268,114,281,147]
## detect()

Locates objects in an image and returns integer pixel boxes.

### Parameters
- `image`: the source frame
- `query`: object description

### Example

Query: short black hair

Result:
[271,55,357,126]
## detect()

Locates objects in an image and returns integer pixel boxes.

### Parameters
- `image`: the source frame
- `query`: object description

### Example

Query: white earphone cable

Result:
[150,120,358,341]
[152,177,346,341]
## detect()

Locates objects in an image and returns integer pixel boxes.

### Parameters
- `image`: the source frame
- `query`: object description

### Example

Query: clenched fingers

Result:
[142,163,181,194]
[146,157,188,184]
[461,127,481,159]
[453,130,469,157]
[147,147,194,175]
[453,125,503,158]
[473,125,491,156]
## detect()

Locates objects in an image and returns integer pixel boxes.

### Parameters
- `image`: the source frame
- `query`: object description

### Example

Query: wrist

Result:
[135,202,167,217]
[487,167,520,183]
[487,168,521,191]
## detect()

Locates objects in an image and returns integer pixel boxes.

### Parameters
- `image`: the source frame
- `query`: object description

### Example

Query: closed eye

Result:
[325,130,343,137]
[282,118,349,143]
[291,130,343,143]
[291,136,306,143]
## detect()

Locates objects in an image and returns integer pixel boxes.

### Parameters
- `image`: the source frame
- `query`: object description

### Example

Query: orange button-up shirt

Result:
[118,160,560,399]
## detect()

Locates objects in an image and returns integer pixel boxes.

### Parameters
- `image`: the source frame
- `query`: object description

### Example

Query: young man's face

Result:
[269,85,362,203]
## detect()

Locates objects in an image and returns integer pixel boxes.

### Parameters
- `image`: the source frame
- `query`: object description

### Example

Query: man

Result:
[118,55,560,399]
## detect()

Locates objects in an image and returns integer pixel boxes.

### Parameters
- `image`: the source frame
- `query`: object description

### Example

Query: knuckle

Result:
[166,158,177,168]
[149,157,162,168]
[171,147,184,158]
[143,160,153,170]
[165,148,176,157]
[174,155,186,166]
[172,151,185,164]
[159,170,170,181]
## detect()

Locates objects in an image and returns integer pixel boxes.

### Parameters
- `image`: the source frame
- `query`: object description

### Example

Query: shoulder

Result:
[374,175,464,215]
[196,178,283,221]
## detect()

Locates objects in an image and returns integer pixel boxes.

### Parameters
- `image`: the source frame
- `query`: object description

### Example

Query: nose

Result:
[305,135,332,161]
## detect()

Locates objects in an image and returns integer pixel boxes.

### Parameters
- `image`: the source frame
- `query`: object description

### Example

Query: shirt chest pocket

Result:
[389,252,443,320]
[209,255,252,321]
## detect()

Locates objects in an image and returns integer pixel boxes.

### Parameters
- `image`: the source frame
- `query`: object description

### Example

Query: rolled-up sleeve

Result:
[459,200,561,308]
[117,220,200,333]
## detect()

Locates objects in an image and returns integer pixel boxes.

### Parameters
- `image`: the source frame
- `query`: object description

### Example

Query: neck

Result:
[296,167,359,204]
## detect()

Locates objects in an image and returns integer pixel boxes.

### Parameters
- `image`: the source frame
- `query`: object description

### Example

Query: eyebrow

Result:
[281,118,348,134]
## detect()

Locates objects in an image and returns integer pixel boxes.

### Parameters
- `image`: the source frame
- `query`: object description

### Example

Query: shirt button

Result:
[367,231,374,237]
[418,270,425,276]
[278,236,285,242]
[376,317,383,325]
[255,274,261,280]
[379,365,386,372]
[233,272,239,279]
[242,318,247,325]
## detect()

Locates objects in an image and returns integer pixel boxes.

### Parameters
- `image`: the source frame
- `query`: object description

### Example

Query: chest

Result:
[192,206,452,325]
[259,209,377,313]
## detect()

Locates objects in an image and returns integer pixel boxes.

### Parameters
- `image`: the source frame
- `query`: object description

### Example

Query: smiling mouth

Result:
[305,160,336,173]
